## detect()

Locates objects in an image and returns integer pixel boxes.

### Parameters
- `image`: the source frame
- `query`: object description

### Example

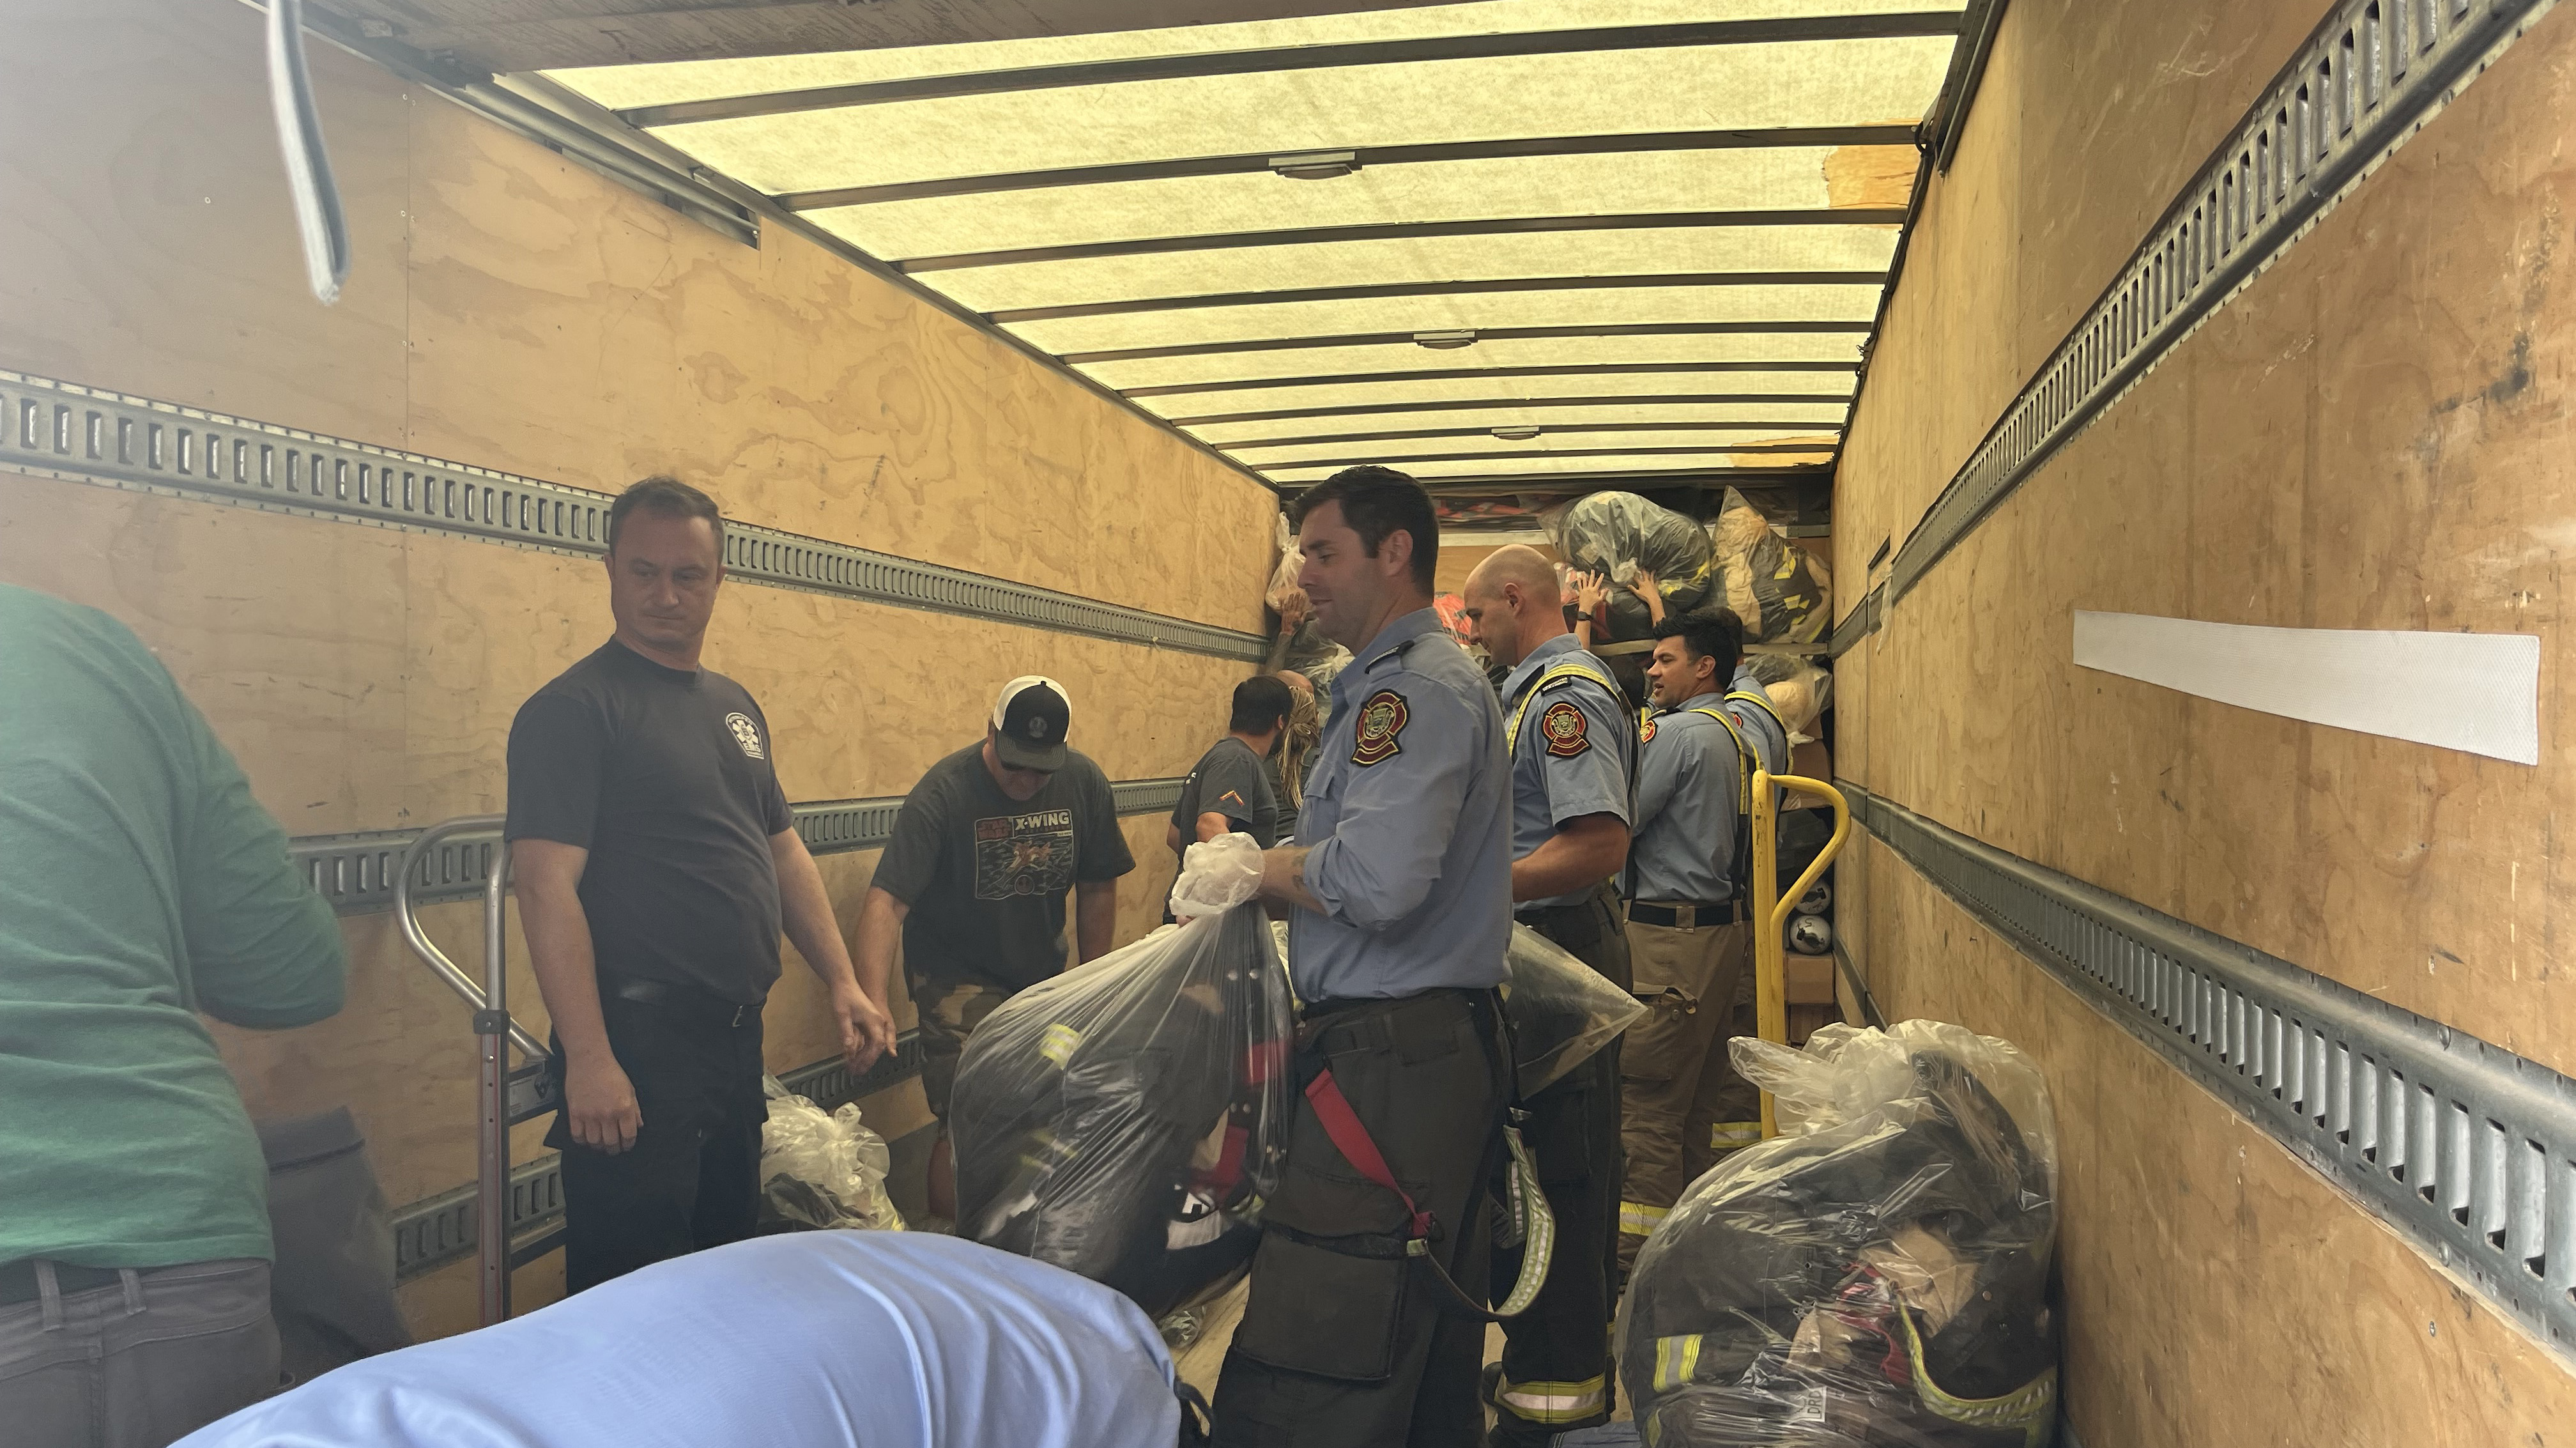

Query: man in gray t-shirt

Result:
[1167,675,1294,858]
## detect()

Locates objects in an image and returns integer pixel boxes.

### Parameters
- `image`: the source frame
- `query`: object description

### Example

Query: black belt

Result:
[1625,899,1742,928]
[0,1259,128,1306]
[610,978,762,1028]
[1514,880,1623,927]
[1296,987,1492,1056]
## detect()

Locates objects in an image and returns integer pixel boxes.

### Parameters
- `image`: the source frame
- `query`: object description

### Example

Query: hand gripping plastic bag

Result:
[1545,491,1719,641]
[759,1077,904,1233]
[1616,1021,2059,1448]
[1504,923,1647,1098]
[1709,488,1834,645]
[950,904,1295,1320]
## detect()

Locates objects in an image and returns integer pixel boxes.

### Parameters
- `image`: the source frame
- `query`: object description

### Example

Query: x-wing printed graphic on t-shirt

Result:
[974,808,1076,900]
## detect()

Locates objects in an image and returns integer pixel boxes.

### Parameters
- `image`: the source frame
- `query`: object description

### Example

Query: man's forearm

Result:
[1257,845,1327,915]
[1266,627,1295,672]
[521,884,613,1063]
[1074,881,1117,962]
[774,835,859,990]
[854,888,904,1005]
[1510,817,1630,903]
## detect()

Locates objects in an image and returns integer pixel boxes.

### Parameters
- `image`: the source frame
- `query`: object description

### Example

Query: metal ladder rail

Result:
[393,814,555,1326]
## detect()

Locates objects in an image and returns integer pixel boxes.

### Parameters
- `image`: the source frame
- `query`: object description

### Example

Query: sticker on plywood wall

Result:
[2071,612,2541,766]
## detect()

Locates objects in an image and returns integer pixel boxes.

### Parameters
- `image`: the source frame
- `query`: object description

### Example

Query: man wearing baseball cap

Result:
[854,676,1135,1223]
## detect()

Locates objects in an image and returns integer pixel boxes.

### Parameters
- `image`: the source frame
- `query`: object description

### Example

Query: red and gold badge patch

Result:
[1639,718,1659,744]
[1540,699,1591,759]
[1351,689,1409,767]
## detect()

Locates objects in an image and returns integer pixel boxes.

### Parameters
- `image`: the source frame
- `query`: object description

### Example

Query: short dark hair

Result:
[1655,608,1745,679]
[1289,465,1438,592]
[1229,674,1295,734]
[607,475,724,553]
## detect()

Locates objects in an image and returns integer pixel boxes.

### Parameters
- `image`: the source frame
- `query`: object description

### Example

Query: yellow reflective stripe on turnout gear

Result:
[1708,1120,1763,1150]
[1897,1308,2060,1447]
[1650,1334,1703,1392]
[1506,659,1618,752]
[1618,1200,1668,1236]
[1496,1374,1608,1424]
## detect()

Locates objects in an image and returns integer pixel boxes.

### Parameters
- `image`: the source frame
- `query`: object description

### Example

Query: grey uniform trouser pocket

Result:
[0,1258,280,1448]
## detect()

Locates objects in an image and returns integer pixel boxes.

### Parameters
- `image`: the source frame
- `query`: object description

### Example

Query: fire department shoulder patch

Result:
[1351,689,1409,767]
[1639,718,1659,744]
[1540,700,1590,759]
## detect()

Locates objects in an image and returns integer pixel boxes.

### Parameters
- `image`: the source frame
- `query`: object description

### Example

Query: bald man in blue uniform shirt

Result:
[1459,544,1636,1443]
[1201,466,1513,1448]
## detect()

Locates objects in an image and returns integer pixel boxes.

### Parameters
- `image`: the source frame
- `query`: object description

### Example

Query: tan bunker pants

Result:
[1616,912,1752,1273]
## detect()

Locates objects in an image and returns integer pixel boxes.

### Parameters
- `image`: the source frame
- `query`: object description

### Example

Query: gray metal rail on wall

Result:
[298,777,1190,915]
[0,369,1266,663]
[1839,781,2576,1363]
[1834,0,2561,649]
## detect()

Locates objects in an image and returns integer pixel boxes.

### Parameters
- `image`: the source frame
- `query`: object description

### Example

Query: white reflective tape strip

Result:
[2073,610,2542,765]
[1652,1334,1701,1390]
[1498,1376,1607,1422]
[1038,1022,1082,1066]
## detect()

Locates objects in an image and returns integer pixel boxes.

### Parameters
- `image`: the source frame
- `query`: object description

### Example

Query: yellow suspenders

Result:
[1505,660,1619,752]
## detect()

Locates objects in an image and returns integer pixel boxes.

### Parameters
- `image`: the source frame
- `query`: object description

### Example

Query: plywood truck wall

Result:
[0,0,1275,1336]
[1833,0,2576,1442]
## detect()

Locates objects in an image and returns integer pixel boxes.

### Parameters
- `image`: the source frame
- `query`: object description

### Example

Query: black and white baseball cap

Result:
[992,675,1071,771]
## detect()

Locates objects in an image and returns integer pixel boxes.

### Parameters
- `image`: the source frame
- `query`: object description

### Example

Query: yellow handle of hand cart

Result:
[1749,770,1851,1139]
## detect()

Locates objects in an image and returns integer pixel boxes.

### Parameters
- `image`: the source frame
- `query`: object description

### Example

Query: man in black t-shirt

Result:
[1166,675,1291,857]
[854,676,1135,1222]
[505,476,895,1293]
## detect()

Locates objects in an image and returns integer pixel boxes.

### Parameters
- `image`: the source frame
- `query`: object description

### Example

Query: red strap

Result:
[1304,1069,1436,1242]
[1193,1123,1251,1196]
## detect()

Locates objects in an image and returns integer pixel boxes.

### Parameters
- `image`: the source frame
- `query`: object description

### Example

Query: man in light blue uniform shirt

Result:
[1617,609,1784,1275]
[1458,544,1634,1442]
[1199,466,1512,1448]
[174,1233,1193,1448]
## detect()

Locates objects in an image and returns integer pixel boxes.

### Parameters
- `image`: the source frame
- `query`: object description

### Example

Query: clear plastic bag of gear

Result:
[951,905,1295,1320]
[1741,655,1833,736]
[1615,1021,2060,1448]
[1505,922,1646,1097]
[1709,488,1834,645]
[759,1077,905,1233]
[1545,491,1719,641]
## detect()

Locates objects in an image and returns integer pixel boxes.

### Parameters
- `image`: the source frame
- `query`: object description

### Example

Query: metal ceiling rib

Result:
[773,125,1920,210]
[611,13,1966,127]
[538,3,1977,501]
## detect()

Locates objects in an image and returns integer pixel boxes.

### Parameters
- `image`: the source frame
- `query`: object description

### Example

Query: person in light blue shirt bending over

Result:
[174,1232,1201,1448]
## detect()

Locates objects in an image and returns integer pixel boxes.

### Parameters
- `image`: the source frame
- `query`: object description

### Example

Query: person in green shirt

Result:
[0,583,348,1448]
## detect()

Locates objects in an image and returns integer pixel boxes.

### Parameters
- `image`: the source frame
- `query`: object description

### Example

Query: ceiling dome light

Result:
[1491,425,1541,442]
[1413,330,1476,350]
[1268,150,1360,180]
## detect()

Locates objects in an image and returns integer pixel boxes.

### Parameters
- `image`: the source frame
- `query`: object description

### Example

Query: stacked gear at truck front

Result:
[950,905,1294,1320]
[1708,488,1834,646]
[1741,654,1833,739]
[1618,1021,2060,1447]
[1545,491,1719,642]
[1266,513,1352,692]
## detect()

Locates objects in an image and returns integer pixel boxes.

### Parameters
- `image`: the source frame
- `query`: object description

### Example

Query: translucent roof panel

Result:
[1234,427,1843,468]
[809,147,1908,260]
[1262,451,1836,484]
[912,225,1896,314]
[549,0,1965,111]
[1186,399,1849,445]
[1144,370,1854,420]
[1006,282,1888,355]
[640,39,1958,194]
[1078,332,1869,391]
